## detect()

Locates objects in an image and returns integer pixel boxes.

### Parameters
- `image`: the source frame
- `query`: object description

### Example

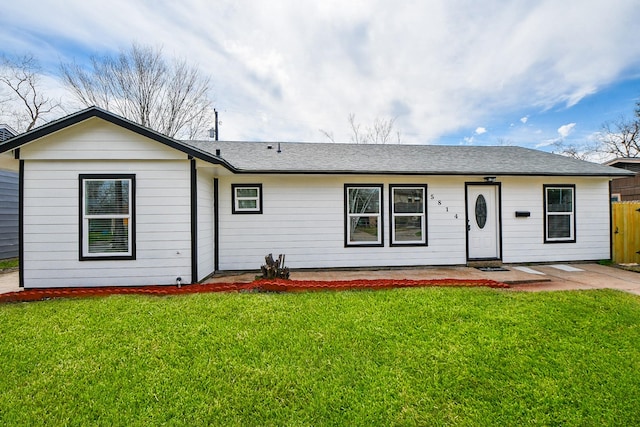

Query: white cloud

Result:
[536,139,559,148]
[475,127,487,135]
[520,116,528,124]
[1,0,639,143]
[557,123,576,138]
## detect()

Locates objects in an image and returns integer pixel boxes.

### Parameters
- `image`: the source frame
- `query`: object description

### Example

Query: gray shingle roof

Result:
[0,106,631,177]
[184,140,633,176]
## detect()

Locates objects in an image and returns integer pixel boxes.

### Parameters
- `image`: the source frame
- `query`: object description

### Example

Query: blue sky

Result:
[1,0,640,155]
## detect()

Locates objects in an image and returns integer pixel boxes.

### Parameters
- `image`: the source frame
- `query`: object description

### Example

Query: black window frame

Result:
[344,184,384,247]
[543,184,576,243]
[389,184,428,247]
[231,183,263,214]
[79,174,136,261]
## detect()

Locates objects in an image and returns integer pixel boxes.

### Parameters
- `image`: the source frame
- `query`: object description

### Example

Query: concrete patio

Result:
[203,263,640,295]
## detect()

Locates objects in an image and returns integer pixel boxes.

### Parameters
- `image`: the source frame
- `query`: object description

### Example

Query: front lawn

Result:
[1,288,639,425]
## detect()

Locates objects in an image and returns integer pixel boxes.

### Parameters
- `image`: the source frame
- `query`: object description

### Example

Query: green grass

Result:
[0,257,18,270]
[1,288,639,426]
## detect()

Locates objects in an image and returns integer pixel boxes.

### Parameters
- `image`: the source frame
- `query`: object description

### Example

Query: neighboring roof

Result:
[0,106,633,177]
[0,124,17,142]
[0,106,235,171]
[185,140,634,177]
[604,157,640,173]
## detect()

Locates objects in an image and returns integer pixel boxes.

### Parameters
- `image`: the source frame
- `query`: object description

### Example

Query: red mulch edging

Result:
[0,278,508,303]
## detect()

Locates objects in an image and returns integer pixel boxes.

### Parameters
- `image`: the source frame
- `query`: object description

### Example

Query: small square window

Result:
[232,184,263,214]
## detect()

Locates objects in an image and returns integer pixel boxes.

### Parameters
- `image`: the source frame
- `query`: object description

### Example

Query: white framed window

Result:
[390,185,427,246]
[232,184,263,214]
[544,185,575,243]
[80,174,135,260]
[345,184,383,246]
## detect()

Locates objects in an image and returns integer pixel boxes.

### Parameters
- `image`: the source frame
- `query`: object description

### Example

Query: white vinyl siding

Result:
[196,166,215,280]
[18,118,187,161]
[500,177,609,263]
[216,175,612,271]
[22,160,193,287]
[18,117,198,288]
[217,176,467,270]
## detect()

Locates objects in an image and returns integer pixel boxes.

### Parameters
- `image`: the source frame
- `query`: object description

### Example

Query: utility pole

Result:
[214,109,219,141]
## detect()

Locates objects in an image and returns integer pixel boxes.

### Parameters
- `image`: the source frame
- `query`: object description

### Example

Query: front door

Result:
[466,184,501,260]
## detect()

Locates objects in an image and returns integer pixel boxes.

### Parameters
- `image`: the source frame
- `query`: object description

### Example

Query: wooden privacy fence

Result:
[612,202,640,264]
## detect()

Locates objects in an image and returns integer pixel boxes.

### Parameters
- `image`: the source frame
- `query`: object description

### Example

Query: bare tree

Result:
[552,100,640,161]
[551,140,596,161]
[320,113,401,144]
[596,113,640,158]
[60,43,215,139]
[0,54,61,132]
[348,113,400,144]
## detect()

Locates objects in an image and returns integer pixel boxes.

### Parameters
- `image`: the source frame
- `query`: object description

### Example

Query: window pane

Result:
[238,200,257,209]
[349,216,379,242]
[548,215,571,239]
[237,188,258,198]
[349,188,380,214]
[394,216,422,241]
[88,218,129,253]
[86,180,129,215]
[394,188,423,213]
[547,188,572,212]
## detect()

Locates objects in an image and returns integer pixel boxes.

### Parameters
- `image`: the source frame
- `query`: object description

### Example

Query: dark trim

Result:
[344,184,384,248]
[228,170,633,178]
[213,178,219,272]
[14,148,19,160]
[0,106,237,172]
[543,184,577,244]
[231,183,263,214]
[78,174,136,261]
[389,184,428,247]
[78,176,82,260]
[465,182,502,261]
[190,159,198,283]
[18,160,24,288]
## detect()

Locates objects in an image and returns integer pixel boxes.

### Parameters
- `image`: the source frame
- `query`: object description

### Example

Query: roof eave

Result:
[0,106,238,172]
[229,168,632,177]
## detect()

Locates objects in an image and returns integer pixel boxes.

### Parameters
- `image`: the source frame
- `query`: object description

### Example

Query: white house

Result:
[0,107,633,288]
